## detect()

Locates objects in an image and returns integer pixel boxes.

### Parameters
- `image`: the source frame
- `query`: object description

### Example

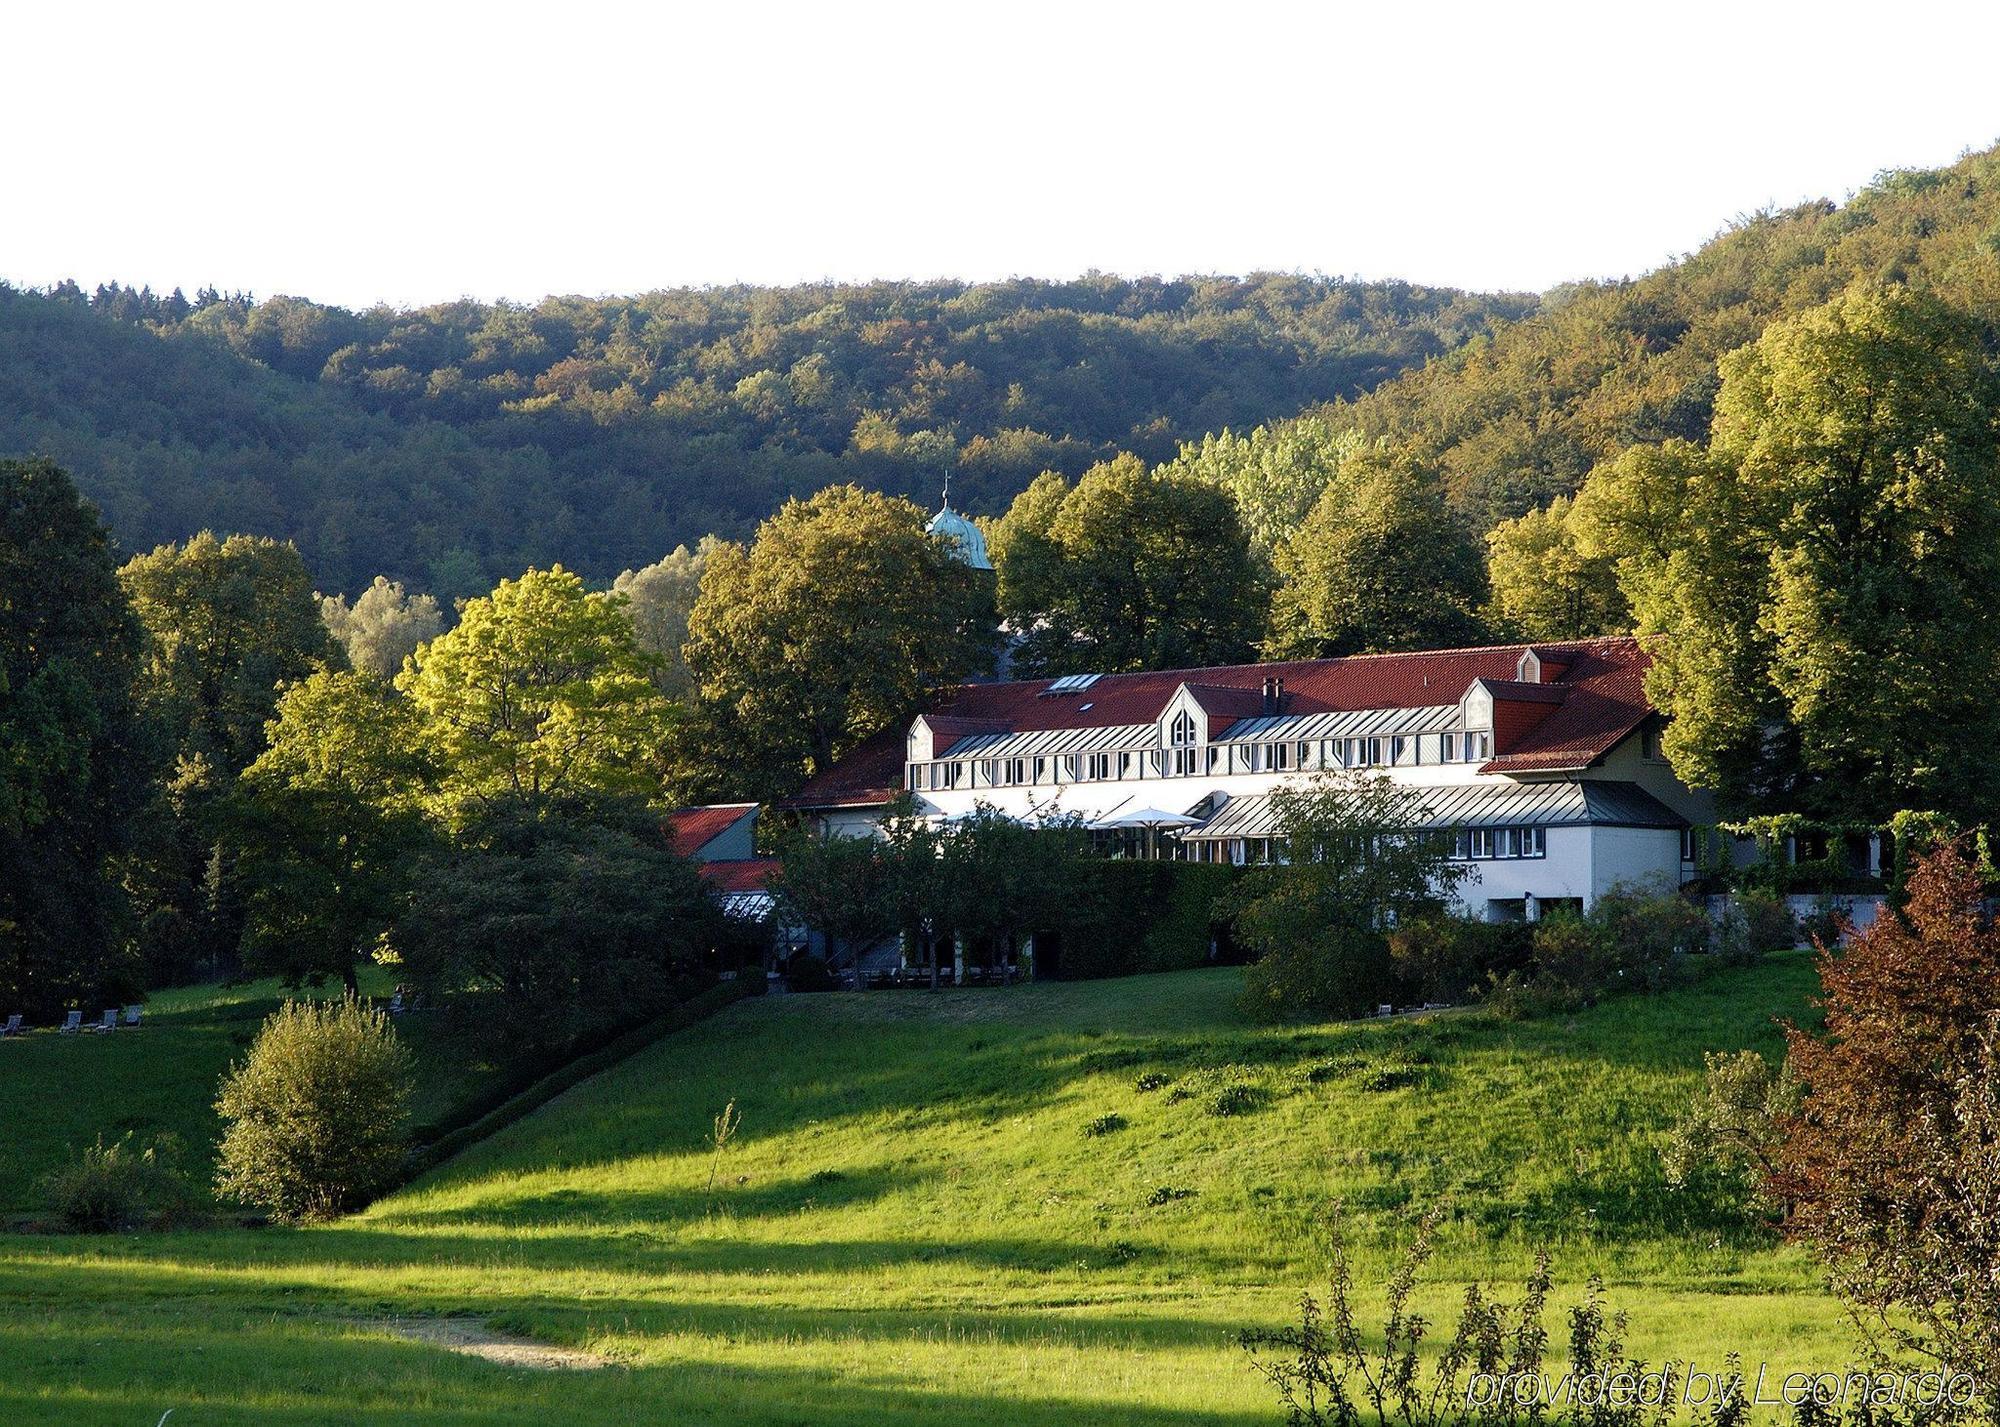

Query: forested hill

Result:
[0,274,1529,597]
[1316,142,2000,529]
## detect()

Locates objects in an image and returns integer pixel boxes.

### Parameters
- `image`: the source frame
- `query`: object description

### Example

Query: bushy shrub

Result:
[784,952,836,992]
[1493,884,1711,1016]
[1720,890,1796,965]
[1585,881,1708,992]
[1663,1050,1796,1215]
[1083,1112,1127,1137]
[214,997,413,1223]
[1133,1072,1170,1093]
[1798,897,1849,950]
[1240,923,1394,1023]
[1146,1184,1194,1206]
[1242,1205,1686,1427]
[40,1133,196,1232]
[1386,915,1527,1004]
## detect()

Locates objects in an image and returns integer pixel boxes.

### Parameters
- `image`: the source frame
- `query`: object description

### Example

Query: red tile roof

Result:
[783,637,1655,807]
[664,803,757,859]
[700,857,780,894]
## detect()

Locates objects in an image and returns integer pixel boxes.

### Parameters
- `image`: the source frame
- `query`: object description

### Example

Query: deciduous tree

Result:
[991,454,1264,677]
[232,671,434,994]
[1235,772,1465,1020]
[319,575,443,680]
[397,566,671,819]
[1582,284,2000,821]
[684,486,994,799]
[119,530,342,982]
[1482,495,1627,640]
[1267,444,1487,658]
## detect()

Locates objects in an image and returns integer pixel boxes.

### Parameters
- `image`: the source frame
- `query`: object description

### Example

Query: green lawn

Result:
[0,958,1854,1425]
[0,968,501,1214]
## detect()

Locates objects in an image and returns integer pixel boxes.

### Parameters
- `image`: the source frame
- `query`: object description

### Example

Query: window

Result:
[908,764,922,791]
[1086,752,1111,781]
[1118,751,1134,779]
[1681,826,1699,862]
[1273,742,1292,771]
[928,763,945,791]
[1466,731,1490,760]
[1170,710,1197,747]
[1060,754,1078,782]
[1033,756,1049,784]
[1391,735,1410,766]
[980,759,998,786]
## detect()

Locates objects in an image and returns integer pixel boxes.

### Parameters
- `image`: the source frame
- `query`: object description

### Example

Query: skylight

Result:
[1041,673,1103,696]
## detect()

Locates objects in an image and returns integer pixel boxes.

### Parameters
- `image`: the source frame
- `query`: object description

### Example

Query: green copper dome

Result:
[927,495,992,570]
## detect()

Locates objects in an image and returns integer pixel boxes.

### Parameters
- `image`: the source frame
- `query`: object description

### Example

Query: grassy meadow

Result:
[0,969,501,1215]
[0,958,1854,1425]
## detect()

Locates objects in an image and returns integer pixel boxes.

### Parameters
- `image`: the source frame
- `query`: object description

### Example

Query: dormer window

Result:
[1170,711,1197,747]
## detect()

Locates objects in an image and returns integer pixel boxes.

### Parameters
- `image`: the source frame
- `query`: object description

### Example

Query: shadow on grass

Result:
[0,1295,1271,1426]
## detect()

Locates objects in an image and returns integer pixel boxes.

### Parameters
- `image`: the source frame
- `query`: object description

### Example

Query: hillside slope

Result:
[1323,143,2000,527]
[0,962,1851,1426]
[0,276,1528,596]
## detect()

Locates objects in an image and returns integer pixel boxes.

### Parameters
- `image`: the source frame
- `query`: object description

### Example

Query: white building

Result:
[785,637,1715,921]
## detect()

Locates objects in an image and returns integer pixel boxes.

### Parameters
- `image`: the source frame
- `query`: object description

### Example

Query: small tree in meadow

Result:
[1235,773,1464,1020]
[214,997,413,1222]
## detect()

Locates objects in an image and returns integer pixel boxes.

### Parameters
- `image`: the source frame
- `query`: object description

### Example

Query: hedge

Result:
[403,976,765,1178]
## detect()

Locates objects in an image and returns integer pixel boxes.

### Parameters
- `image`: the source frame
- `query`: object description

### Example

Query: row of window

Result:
[909,730,1496,792]
[1174,825,1547,867]
[1448,826,1546,860]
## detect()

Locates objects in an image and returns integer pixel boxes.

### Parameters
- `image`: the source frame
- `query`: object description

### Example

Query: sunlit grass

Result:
[0,957,1853,1424]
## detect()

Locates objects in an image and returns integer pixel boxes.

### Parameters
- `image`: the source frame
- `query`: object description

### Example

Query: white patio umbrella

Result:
[1095,806,1202,859]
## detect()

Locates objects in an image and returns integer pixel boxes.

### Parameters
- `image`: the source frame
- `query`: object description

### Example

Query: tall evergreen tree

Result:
[0,458,150,1016]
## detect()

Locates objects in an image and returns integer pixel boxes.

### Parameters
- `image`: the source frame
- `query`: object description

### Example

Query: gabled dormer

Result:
[1515,646,1575,684]
[1463,676,1567,756]
[907,713,1009,763]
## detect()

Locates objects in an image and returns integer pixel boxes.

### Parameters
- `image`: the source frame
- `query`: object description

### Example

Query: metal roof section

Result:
[1180,780,1686,840]
[1215,704,1459,743]
[939,723,1156,759]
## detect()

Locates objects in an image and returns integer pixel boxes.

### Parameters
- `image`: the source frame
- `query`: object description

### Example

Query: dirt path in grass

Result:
[357,1317,615,1370]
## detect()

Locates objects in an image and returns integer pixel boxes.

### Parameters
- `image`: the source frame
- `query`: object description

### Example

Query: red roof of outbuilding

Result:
[701,857,780,894]
[664,803,757,859]
[782,637,1655,808]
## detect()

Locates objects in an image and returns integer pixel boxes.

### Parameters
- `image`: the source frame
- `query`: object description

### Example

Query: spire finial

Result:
[940,471,952,512]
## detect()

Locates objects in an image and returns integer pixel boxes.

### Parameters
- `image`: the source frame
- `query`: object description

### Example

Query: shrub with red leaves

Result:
[1775,844,2000,1396]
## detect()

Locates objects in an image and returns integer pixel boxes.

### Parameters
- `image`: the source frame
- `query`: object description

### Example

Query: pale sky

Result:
[10,0,2000,310]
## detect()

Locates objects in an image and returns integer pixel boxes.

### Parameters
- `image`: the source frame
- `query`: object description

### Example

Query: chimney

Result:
[1261,676,1285,716]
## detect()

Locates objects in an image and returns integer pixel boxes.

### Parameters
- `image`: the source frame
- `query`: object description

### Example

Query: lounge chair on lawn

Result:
[86,1008,118,1033]
[388,991,404,1016]
[1,1013,21,1037]
[122,1005,142,1028]
[58,1010,83,1034]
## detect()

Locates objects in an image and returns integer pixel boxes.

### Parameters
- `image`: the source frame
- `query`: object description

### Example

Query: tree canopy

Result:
[1583,283,2000,821]
[991,454,1265,676]
[397,566,671,819]
[684,486,994,800]
[1267,444,1488,658]
[1,274,1525,596]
